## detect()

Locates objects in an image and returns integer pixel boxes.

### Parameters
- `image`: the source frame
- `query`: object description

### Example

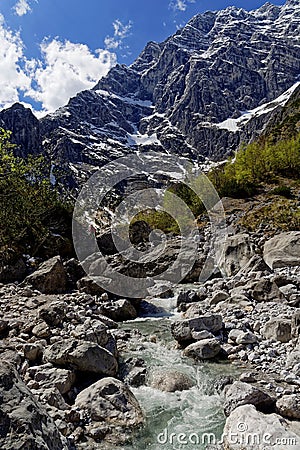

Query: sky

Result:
[0,0,285,116]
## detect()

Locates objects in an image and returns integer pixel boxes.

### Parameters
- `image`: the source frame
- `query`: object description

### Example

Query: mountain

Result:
[0,0,299,184]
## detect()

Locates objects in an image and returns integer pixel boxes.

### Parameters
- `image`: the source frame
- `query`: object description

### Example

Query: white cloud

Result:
[0,14,31,108]
[105,19,133,50]
[14,0,32,16]
[0,14,117,115]
[170,0,195,12]
[26,39,116,113]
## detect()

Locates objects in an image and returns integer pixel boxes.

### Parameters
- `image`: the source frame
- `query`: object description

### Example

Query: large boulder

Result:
[25,364,76,395]
[150,370,194,392]
[219,234,255,277]
[0,361,68,449]
[171,314,223,344]
[25,256,67,294]
[261,318,292,343]
[39,301,67,327]
[74,377,144,444]
[224,381,275,416]
[263,232,300,269]
[44,339,118,376]
[224,404,300,450]
[183,338,221,360]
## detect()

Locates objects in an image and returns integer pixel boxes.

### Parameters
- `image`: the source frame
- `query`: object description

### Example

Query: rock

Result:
[25,256,67,294]
[183,338,221,360]
[26,364,76,395]
[76,276,107,295]
[0,361,68,449]
[263,232,300,269]
[239,372,257,383]
[262,318,292,343]
[71,319,112,348]
[32,321,51,339]
[292,311,300,338]
[23,343,43,362]
[150,370,194,392]
[44,339,118,376]
[177,290,201,307]
[210,290,229,305]
[219,234,255,277]
[74,377,144,442]
[276,394,300,420]
[250,279,284,302]
[229,330,258,345]
[224,381,275,416]
[39,301,66,327]
[224,404,300,450]
[119,357,147,388]
[191,330,214,340]
[98,299,137,321]
[171,314,223,344]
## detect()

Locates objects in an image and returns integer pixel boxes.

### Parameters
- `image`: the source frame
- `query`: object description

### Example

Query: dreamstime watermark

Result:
[72,151,228,298]
[156,424,298,448]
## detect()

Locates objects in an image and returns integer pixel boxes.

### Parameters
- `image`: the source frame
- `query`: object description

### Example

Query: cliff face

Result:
[0,0,299,180]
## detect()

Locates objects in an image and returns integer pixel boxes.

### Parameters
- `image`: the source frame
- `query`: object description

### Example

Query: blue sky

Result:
[0,0,285,115]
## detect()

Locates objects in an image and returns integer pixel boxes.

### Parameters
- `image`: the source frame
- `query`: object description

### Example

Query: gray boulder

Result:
[219,234,255,277]
[74,377,144,443]
[224,381,275,416]
[0,361,69,449]
[171,314,223,344]
[150,370,194,392]
[25,256,67,294]
[262,318,292,343]
[98,299,137,321]
[183,338,221,360]
[224,404,300,450]
[44,339,118,376]
[263,232,300,269]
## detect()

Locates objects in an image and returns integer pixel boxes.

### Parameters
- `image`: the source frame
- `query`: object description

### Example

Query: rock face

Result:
[0,361,68,450]
[224,381,275,416]
[276,394,300,420]
[1,2,299,184]
[224,404,300,450]
[263,232,300,269]
[74,377,144,444]
[44,339,118,376]
[25,256,67,294]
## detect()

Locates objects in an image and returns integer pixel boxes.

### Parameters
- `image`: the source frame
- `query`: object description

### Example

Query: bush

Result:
[0,128,73,256]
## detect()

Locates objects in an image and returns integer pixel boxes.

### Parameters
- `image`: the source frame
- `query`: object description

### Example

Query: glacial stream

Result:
[120,294,242,450]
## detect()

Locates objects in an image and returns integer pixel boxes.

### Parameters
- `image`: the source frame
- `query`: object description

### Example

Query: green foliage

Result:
[0,128,72,256]
[132,209,180,235]
[209,133,300,198]
[269,185,293,198]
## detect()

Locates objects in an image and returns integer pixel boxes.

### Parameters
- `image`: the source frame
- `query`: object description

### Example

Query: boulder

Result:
[98,299,137,321]
[263,232,300,269]
[25,256,67,294]
[171,314,223,344]
[183,338,221,360]
[39,301,66,327]
[26,364,76,395]
[250,279,284,303]
[229,329,258,345]
[74,377,144,443]
[224,404,300,450]
[44,339,118,376]
[0,361,68,449]
[262,318,292,343]
[276,394,300,420]
[224,381,275,416]
[219,234,255,277]
[150,370,194,392]
[76,276,108,295]
[177,290,201,307]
